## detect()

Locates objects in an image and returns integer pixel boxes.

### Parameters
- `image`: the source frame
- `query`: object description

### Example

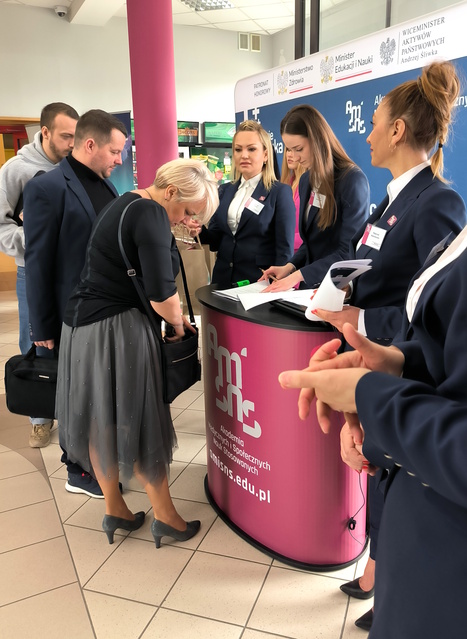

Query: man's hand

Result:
[34,339,55,349]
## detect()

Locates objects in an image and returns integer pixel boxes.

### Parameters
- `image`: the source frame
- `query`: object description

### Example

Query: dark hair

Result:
[384,60,460,181]
[40,102,79,129]
[280,104,356,229]
[74,109,127,147]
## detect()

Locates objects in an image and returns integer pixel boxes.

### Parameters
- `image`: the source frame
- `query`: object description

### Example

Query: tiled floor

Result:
[0,289,371,639]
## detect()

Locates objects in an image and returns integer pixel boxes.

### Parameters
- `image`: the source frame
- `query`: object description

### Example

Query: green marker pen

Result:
[233,279,250,287]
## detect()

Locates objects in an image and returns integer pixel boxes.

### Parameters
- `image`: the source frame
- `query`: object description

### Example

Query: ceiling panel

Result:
[0,0,300,34]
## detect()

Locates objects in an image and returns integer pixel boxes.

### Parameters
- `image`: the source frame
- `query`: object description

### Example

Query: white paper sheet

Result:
[305,259,372,321]
[212,280,269,301]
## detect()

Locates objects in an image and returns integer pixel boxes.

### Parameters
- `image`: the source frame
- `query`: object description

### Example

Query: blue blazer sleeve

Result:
[295,167,369,287]
[355,171,466,342]
[358,246,467,507]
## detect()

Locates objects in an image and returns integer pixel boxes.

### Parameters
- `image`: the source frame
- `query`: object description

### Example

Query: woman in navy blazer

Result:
[278,228,467,636]
[200,120,295,287]
[312,60,466,631]
[261,104,369,290]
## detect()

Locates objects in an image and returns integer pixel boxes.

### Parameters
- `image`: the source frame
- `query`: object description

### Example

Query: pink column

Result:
[126,0,178,187]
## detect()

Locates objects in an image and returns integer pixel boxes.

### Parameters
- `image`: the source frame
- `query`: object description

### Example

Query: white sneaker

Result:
[29,421,53,448]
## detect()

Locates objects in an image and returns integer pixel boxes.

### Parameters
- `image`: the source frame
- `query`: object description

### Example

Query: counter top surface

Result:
[196,285,333,332]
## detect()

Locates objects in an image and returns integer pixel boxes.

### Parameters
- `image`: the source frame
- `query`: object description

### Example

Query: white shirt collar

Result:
[386,160,431,207]
[239,172,262,191]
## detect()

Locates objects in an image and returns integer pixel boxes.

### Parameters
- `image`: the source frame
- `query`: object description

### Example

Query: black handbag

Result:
[4,345,58,418]
[117,201,201,404]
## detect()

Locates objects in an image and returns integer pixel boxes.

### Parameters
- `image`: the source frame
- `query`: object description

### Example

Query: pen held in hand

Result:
[260,268,277,282]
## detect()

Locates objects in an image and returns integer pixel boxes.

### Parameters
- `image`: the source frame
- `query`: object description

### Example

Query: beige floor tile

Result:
[66,489,149,532]
[0,470,51,512]
[242,631,292,639]
[131,499,217,550]
[247,566,348,638]
[0,499,62,552]
[0,332,20,345]
[341,599,373,638]
[0,450,37,479]
[39,441,65,477]
[0,537,77,606]
[0,583,94,639]
[199,517,272,565]
[164,552,269,625]
[49,424,60,444]
[187,393,206,411]
[84,590,157,639]
[142,609,242,639]
[170,406,183,420]
[173,407,206,435]
[170,388,203,410]
[168,460,189,485]
[49,476,91,521]
[169,463,209,503]
[272,556,357,582]
[85,537,193,606]
[0,342,20,357]
[65,524,127,585]
[192,445,207,465]
[172,431,206,463]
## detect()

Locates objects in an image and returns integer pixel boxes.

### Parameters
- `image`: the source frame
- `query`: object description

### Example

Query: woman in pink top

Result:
[280,149,306,251]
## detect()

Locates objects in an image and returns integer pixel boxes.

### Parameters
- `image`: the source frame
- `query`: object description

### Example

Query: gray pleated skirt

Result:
[56,308,177,485]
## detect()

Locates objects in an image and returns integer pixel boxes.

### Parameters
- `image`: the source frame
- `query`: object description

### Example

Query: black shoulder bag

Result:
[117,201,201,404]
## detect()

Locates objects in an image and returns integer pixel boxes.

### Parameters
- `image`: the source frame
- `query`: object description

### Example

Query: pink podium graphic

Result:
[200,303,367,569]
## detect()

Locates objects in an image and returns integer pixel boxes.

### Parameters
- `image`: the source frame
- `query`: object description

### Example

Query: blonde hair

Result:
[153,158,219,225]
[280,104,357,230]
[384,60,460,181]
[280,152,306,195]
[231,120,277,190]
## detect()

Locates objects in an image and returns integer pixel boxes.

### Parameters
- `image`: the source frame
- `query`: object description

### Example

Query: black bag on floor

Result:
[4,345,57,418]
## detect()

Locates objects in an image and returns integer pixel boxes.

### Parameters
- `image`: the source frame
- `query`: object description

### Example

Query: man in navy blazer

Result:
[23,109,127,497]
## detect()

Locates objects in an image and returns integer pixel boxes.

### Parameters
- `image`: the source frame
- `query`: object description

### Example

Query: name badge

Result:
[245,197,264,215]
[309,192,326,209]
[361,223,387,250]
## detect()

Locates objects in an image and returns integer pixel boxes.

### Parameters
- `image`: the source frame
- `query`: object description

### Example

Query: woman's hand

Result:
[313,306,361,332]
[340,422,377,475]
[262,270,304,292]
[182,217,202,238]
[278,323,405,431]
[259,264,294,282]
[165,315,196,342]
[279,367,370,432]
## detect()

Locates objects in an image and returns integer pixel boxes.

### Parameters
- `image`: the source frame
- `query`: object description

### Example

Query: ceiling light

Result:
[180,0,234,11]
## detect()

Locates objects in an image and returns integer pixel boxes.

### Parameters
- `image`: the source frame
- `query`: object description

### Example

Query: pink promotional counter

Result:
[196,286,368,570]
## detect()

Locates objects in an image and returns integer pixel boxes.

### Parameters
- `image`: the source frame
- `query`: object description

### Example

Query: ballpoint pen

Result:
[259,268,278,282]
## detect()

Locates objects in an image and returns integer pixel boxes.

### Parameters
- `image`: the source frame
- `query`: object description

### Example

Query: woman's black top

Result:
[64,192,179,327]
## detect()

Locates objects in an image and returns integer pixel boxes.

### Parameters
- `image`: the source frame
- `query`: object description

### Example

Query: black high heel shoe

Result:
[102,511,146,544]
[151,518,201,549]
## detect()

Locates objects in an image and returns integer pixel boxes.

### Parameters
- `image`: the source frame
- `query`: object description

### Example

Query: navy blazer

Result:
[291,166,369,287]
[200,178,295,287]
[357,245,467,638]
[351,167,466,342]
[23,158,118,341]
